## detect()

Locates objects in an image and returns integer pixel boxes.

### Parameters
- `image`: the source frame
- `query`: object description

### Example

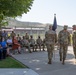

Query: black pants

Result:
[3,50,7,59]
[0,50,2,60]
[3,47,7,59]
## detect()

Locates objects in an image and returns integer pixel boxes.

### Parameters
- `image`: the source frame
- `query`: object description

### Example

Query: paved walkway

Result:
[0,68,39,75]
[13,46,76,75]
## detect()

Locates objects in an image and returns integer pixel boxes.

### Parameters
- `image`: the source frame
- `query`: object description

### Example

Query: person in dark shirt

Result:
[0,37,7,59]
[1,30,7,41]
[0,44,3,60]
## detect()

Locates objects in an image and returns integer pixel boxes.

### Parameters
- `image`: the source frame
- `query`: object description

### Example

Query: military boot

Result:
[75,56,76,59]
[48,60,52,64]
[60,53,62,61]
[62,58,65,65]
[60,55,62,61]
[60,58,62,61]
[75,57,76,63]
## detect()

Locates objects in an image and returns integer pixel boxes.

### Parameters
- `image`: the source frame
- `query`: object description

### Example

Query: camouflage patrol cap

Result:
[73,25,76,27]
[49,25,52,28]
[64,25,68,29]
[64,25,68,28]
[72,25,76,30]
[49,25,52,29]
[63,25,68,30]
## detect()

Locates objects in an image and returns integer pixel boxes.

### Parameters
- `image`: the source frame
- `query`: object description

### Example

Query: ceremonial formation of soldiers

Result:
[0,25,76,65]
[45,25,76,65]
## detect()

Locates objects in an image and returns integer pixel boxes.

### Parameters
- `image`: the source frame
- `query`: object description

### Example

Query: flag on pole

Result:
[52,14,57,60]
[52,14,57,31]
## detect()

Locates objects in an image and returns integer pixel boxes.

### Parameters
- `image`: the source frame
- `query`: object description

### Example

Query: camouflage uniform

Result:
[36,36,42,51]
[25,33,29,41]
[42,38,46,51]
[72,25,76,59]
[11,31,16,39]
[21,36,31,53]
[17,34,21,44]
[58,25,70,64]
[45,25,57,64]
[29,35,35,52]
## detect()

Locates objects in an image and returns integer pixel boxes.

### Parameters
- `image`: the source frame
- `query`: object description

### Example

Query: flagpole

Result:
[52,13,57,60]
[54,13,56,16]
[52,13,57,31]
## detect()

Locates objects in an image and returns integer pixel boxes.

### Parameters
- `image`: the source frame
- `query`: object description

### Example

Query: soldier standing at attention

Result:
[36,36,42,51]
[42,38,46,51]
[45,25,57,64]
[58,25,70,65]
[25,32,29,41]
[11,31,16,39]
[72,25,76,62]
[29,35,35,52]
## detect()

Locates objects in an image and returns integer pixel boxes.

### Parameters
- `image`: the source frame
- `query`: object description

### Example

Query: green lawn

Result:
[0,57,28,68]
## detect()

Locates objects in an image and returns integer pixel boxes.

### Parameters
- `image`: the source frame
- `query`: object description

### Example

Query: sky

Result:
[17,0,76,27]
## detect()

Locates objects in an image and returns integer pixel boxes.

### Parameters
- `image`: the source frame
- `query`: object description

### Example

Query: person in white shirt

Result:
[7,37,12,55]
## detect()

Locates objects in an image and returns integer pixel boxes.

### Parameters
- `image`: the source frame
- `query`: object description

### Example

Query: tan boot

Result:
[60,58,62,61]
[62,59,65,65]
[48,60,52,64]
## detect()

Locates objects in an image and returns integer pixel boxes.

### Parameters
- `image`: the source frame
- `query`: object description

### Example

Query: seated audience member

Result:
[10,31,16,39]
[1,37,7,59]
[21,36,31,53]
[36,36,42,51]
[0,45,3,60]
[1,30,8,41]
[6,37,12,55]
[12,36,21,54]
[25,32,29,41]
[29,35,35,52]
[17,34,21,44]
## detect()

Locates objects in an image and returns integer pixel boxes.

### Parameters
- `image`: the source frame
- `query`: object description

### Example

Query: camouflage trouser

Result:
[35,44,41,51]
[23,44,31,53]
[73,46,76,59]
[46,44,54,61]
[30,44,35,51]
[59,44,68,61]
[42,44,45,51]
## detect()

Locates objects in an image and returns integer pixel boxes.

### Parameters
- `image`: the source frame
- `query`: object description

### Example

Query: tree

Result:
[0,0,34,28]
[0,13,8,28]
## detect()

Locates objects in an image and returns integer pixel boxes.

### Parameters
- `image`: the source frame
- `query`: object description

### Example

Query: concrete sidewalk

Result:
[0,69,39,75]
[13,46,76,75]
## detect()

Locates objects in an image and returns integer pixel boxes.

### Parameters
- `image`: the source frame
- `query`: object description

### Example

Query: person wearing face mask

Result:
[58,25,71,65]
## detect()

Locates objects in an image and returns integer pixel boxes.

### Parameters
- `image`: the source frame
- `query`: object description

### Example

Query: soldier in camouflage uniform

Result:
[42,38,46,51]
[25,32,29,41]
[17,34,21,44]
[72,25,76,60]
[11,31,16,39]
[36,36,42,51]
[45,25,57,64]
[21,36,31,53]
[29,35,35,52]
[58,25,70,65]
